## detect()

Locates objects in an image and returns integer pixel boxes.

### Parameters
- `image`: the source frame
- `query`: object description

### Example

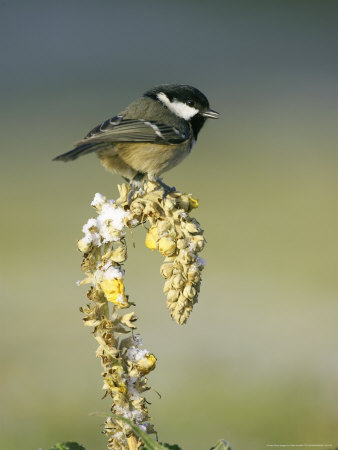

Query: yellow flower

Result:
[189,196,199,210]
[101,278,128,307]
[158,236,176,256]
[145,226,159,250]
[77,239,91,253]
[103,376,127,394]
[136,353,157,375]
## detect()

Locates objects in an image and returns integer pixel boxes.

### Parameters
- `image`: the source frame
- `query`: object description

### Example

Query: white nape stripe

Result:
[144,121,163,138]
[157,92,199,120]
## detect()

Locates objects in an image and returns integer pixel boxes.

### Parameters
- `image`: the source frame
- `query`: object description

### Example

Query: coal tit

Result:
[54,84,219,190]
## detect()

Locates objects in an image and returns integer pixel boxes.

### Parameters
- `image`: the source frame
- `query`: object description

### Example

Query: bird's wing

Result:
[81,115,190,144]
[53,115,191,162]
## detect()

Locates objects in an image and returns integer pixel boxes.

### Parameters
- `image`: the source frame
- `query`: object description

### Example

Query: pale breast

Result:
[117,140,193,176]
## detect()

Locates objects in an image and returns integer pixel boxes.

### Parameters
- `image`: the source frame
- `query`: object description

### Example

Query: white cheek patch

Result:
[157,92,199,120]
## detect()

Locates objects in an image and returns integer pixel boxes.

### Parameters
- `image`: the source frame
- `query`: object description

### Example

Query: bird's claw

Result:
[162,185,176,200]
[154,177,176,199]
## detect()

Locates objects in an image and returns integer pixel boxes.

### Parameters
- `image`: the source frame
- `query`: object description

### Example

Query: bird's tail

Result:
[53,142,107,162]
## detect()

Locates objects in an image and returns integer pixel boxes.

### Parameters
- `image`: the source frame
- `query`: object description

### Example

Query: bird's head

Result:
[144,84,219,122]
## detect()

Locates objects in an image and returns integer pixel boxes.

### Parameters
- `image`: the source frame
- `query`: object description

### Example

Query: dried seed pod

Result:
[190,235,205,251]
[81,252,97,272]
[143,202,159,217]
[187,266,201,283]
[160,262,174,279]
[158,236,176,256]
[183,284,196,299]
[174,194,191,211]
[120,312,137,329]
[163,197,175,211]
[163,279,171,294]
[177,238,188,249]
[167,289,180,302]
[157,219,173,234]
[171,274,186,289]
[129,199,145,217]
[184,221,200,234]
[117,183,129,203]
[178,250,196,264]
[111,245,127,263]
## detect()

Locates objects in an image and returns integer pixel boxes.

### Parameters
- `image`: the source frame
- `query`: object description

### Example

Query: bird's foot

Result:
[154,177,176,200]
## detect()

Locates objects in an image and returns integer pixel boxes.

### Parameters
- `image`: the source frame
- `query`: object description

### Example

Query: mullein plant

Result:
[48,181,229,450]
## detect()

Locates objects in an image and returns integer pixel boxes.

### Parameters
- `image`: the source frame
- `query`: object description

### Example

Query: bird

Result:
[53,84,219,192]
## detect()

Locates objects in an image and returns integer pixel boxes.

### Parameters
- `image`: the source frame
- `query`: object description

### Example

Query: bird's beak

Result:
[202,108,220,119]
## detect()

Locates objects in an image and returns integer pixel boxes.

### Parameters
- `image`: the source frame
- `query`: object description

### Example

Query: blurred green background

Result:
[1,1,338,449]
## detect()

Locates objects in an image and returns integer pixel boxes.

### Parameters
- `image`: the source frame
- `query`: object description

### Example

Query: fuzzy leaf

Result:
[48,442,85,450]
[210,440,232,450]
[155,444,182,450]
[112,415,182,450]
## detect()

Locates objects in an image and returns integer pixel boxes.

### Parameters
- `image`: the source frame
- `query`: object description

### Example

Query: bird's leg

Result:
[152,176,176,199]
[127,172,145,204]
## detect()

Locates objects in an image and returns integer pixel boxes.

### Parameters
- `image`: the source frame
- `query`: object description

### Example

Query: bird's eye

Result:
[186,99,194,107]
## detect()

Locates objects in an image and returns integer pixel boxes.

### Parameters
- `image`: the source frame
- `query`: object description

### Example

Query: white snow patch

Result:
[127,347,149,362]
[82,218,100,246]
[115,294,125,304]
[132,334,143,347]
[103,265,124,279]
[97,203,130,243]
[91,192,106,207]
